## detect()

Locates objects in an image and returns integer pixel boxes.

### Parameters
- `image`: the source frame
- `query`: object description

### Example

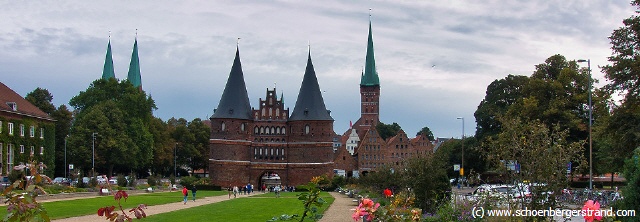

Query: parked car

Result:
[53,177,71,185]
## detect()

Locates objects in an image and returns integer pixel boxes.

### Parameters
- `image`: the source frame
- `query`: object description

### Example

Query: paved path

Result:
[52,192,259,222]
[319,192,358,222]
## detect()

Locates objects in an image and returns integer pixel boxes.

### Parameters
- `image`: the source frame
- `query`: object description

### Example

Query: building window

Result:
[40,146,44,155]
[221,122,226,131]
[30,146,34,155]
[281,127,286,135]
[8,144,14,173]
[20,145,24,154]
[254,126,259,134]
[29,126,35,137]
[19,124,24,137]
[305,125,310,134]
[0,121,2,133]
[40,128,44,139]
[8,123,14,136]
[241,123,245,132]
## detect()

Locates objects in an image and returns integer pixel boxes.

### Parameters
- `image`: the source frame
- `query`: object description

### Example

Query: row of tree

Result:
[25,78,210,179]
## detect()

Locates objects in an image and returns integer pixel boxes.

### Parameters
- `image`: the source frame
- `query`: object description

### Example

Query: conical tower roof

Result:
[360,21,380,86]
[127,38,142,89]
[102,40,116,80]
[212,47,252,120]
[289,51,333,121]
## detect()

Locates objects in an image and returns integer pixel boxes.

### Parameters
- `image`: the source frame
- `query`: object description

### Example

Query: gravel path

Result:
[319,192,358,222]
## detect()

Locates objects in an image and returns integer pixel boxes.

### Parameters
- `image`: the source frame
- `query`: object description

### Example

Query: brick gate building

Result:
[209,48,334,188]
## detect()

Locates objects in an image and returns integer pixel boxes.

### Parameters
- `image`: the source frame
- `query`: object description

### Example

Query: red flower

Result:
[383,188,392,197]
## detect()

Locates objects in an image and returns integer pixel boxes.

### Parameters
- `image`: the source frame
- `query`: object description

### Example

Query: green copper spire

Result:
[127,38,142,89]
[360,21,380,86]
[102,40,116,80]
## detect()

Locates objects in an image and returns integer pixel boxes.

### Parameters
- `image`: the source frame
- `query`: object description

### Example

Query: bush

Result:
[147,175,158,187]
[117,174,127,187]
[127,173,137,187]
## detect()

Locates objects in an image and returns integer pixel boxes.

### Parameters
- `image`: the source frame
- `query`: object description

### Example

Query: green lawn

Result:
[0,190,226,220]
[145,192,335,222]
[1,191,335,221]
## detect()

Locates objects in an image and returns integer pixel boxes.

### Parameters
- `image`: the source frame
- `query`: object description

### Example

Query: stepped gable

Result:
[289,50,333,121]
[211,47,253,120]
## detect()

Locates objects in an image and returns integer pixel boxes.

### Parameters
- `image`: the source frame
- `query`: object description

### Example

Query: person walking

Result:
[191,185,197,202]
[182,186,188,204]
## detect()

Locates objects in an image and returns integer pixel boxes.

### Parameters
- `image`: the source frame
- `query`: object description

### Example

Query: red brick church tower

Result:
[209,47,334,187]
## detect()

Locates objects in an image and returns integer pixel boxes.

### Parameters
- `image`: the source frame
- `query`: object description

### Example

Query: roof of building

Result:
[211,47,253,120]
[289,51,333,121]
[127,38,142,89]
[102,40,116,80]
[0,82,54,121]
[360,21,380,87]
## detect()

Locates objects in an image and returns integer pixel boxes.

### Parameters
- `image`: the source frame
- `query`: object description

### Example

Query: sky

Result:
[0,1,635,139]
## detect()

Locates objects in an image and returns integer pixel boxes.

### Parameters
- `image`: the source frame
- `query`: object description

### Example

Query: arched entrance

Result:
[259,171,281,191]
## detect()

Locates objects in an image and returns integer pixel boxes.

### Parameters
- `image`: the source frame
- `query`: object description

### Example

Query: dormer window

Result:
[6,102,17,111]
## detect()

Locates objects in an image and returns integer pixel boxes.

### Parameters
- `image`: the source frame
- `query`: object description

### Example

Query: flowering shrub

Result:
[268,176,327,222]
[3,162,50,221]
[352,190,422,222]
[97,177,148,222]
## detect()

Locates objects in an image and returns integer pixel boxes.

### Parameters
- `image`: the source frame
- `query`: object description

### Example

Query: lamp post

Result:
[174,143,178,178]
[457,117,465,184]
[92,132,97,178]
[65,135,68,179]
[577,59,593,190]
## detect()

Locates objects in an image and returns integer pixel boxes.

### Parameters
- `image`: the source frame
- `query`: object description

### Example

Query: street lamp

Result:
[457,117,465,184]
[577,59,593,190]
[92,132,98,178]
[174,143,178,178]
[65,135,68,179]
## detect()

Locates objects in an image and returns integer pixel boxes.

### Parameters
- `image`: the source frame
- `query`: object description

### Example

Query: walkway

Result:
[319,192,358,222]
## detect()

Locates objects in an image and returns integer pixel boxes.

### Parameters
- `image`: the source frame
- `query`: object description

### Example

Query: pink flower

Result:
[582,200,602,222]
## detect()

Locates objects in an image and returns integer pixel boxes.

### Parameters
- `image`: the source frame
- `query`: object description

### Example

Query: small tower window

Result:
[241,123,246,132]
[305,125,310,134]
[221,122,226,131]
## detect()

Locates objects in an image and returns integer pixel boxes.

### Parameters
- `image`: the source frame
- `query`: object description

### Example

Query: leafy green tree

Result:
[434,137,486,180]
[68,78,156,177]
[169,117,210,177]
[148,117,175,177]
[485,117,584,214]
[376,122,401,141]
[50,105,73,177]
[474,74,529,139]
[187,118,211,174]
[25,87,55,114]
[416,126,435,141]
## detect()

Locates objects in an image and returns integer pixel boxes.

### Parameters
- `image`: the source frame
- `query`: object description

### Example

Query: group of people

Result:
[227,183,255,198]
[225,183,297,198]
[182,185,197,204]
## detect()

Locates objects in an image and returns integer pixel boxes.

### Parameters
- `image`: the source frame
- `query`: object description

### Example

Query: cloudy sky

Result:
[0,1,635,139]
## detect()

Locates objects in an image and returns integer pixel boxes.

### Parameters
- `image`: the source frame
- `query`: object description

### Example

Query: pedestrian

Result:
[274,185,281,198]
[191,185,197,202]
[182,186,188,204]
[228,185,232,199]
[233,186,238,198]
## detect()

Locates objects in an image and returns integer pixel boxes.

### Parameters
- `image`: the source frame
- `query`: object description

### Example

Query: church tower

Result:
[356,20,381,135]
[127,37,142,91]
[102,39,116,80]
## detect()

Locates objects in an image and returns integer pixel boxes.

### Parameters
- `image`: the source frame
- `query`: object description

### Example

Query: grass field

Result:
[1,191,335,221]
[1,190,226,220]
[145,192,335,222]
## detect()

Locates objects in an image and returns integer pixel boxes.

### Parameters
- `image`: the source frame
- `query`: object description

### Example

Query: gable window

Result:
[29,126,35,137]
[8,123,14,136]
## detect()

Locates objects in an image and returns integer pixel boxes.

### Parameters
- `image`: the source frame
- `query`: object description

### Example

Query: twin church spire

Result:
[101,35,143,90]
